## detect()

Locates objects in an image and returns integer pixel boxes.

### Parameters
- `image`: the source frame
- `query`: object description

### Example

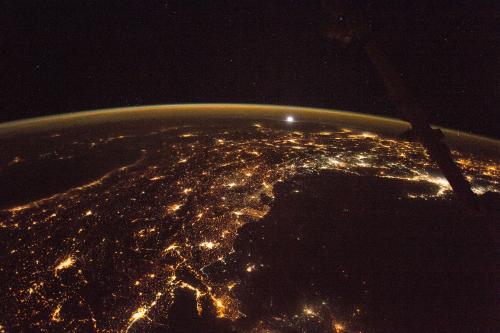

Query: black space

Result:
[3,1,499,138]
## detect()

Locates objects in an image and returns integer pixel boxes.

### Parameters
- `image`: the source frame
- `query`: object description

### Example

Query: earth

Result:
[0,104,498,333]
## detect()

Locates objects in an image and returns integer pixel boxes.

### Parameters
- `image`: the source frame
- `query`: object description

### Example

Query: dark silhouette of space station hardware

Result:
[322,0,483,210]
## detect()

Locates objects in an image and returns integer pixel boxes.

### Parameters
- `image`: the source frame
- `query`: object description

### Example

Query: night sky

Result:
[3,1,499,138]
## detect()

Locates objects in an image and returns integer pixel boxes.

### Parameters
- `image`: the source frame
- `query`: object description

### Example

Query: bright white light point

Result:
[55,256,75,275]
[84,210,92,216]
[360,132,377,138]
[168,203,182,212]
[286,116,295,122]
[246,264,256,272]
[303,306,316,316]
[199,241,216,249]
[334,322,345,332]
[164,243,178,252]
[51,304,63,322]
[130,307,147,321]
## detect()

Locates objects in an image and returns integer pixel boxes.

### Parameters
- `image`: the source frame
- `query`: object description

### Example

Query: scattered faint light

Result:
[9,156,23,165]
[3,121,499,332]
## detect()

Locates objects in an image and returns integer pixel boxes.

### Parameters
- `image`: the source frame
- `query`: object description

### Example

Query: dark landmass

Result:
[0,115,498,332]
